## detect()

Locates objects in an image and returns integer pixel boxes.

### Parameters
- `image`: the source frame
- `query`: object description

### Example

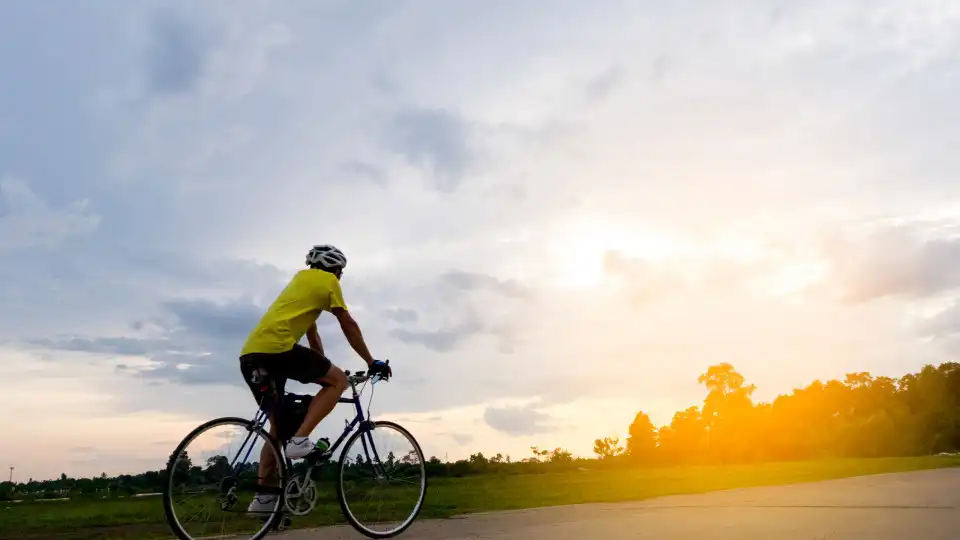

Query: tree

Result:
[449,460,471,477]
[529,446,550,462]
[172,450,193,478]
[548,448,573,464]
[593,436,624,460]
[204,455,230,480]
[468,453,489,473]
[697,363,757,463]
[626,412,657,462]
[698,363,756,422]
[657,406,705,464]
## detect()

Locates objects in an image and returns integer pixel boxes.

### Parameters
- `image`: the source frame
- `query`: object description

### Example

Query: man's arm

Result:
[306,322,324,357]
[331,307,375,366]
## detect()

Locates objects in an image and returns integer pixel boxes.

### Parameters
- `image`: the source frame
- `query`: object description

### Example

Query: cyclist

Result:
[238,244,391,515]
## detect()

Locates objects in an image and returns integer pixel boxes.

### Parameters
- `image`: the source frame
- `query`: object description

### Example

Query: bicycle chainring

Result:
[283,477,318,516]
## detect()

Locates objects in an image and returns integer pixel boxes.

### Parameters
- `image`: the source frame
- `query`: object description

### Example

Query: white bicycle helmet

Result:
[306,244,347,270]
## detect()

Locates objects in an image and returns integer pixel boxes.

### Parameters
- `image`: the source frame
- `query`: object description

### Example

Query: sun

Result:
[544,218,684,289]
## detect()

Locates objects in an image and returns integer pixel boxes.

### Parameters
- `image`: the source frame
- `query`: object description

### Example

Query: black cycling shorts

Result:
[239,344,332,411]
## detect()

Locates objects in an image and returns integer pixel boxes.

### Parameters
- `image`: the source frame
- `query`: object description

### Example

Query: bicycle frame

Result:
[227,374,386,494]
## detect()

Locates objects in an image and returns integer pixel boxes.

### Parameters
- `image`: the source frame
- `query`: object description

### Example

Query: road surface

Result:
[277,468,960,539]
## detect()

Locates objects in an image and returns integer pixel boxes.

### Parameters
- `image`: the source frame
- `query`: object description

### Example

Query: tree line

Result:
[0,447,584,500]
[3,361,958,500]
[595,362,960,465]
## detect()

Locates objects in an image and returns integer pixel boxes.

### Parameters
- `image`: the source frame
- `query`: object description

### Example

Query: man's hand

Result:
[369,360,392,379]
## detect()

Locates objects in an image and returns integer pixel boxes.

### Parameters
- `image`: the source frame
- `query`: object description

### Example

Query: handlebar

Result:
[344,360,390,385]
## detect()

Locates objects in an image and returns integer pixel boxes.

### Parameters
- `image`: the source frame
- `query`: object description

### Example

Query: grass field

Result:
[3,455,959,539]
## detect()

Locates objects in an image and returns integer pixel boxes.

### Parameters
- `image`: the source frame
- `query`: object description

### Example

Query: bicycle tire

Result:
[162,416,288,540]
[336,420,428,538]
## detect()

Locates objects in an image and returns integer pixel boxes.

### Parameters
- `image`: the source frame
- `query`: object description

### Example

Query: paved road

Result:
[277,468,960,539]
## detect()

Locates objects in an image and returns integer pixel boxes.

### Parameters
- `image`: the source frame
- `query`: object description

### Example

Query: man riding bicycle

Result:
[238,244,391,514]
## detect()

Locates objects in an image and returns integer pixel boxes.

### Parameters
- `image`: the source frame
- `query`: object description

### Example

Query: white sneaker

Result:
[285,437,315,460]
[246,494,277,517]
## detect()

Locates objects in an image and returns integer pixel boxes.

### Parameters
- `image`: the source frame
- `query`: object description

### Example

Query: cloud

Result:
[391,317,483,353]
[600,219,960,308]
[30,295,273,387]
[26,264,532,391]
[439,270,529,298]
[818,221,960,303]
[917,301,960,340]
[8,0,960,479]
[382,308,418,323]
[584,66,627,103]
[602,251,691,305]
[483,402,554,436]
[340,161,386,185]
[913,298,960,358]
[146,10,210,96]
[27,336,162,357]
[450,433,474,446]
[383,108,474,192]
[163,297,263,343]
[380,270,530,353]
[0,177,100,251]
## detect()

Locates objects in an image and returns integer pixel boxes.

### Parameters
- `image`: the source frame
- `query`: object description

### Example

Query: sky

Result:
[3,0,960,482]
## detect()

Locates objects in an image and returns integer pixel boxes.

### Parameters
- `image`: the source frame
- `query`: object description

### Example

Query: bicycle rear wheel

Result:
[336,420,427,538]
[163,416,287,540]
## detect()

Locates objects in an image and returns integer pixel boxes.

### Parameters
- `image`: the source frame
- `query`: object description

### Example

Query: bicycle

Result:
[162,361,427,540]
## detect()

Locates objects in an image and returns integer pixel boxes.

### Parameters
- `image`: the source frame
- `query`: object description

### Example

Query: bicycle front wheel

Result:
[336,420,427,538]
[163,416,287,540]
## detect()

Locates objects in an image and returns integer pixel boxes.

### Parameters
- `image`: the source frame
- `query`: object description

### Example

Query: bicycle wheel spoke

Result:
[172,483,219,507]
[182,502,209,526]
[164,418,285,540]
[387,476,421,485]
[338,421,427,537]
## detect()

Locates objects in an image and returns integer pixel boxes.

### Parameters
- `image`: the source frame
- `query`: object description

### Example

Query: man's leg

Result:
[248,415,280,515]
[239,356,284,513]
[257,413,279,485]
[281,345,348,458]
[294,365,348,438]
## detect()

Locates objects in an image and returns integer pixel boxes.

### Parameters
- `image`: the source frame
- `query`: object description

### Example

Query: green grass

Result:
[3,456,958,539]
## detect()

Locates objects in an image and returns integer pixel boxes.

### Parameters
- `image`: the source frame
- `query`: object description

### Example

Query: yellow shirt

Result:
[240,269,347,355]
